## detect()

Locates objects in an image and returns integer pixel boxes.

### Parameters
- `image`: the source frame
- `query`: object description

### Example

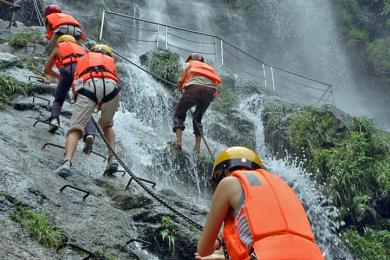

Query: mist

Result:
[136,0,390,130]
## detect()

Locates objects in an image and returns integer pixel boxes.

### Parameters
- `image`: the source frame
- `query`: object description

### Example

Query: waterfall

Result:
[102,0,358,258]
[110,63,352,259]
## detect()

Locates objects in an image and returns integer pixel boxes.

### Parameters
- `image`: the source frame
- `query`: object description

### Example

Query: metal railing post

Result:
[271,66,276,92]
[220,39,224,66]
[331,86,335,106]
[156,24,159,47]
[99,10,106,41]
[98,10,335,106]
[214,36,218,63]
[165,26,168,49]
[316,85,331,106]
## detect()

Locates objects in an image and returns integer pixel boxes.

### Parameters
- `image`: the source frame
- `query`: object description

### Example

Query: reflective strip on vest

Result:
[183,60,221,87]
[74,52,119,83]
[56,42,86,66]
[222,169,322,260]
[46,13,81,40]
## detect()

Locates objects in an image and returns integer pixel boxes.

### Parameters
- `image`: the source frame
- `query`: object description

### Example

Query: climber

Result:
[195,146,324,260]
[170,53,221,152]
[44,5,86,51]
[54,44,121,178]
[43,34,96,153]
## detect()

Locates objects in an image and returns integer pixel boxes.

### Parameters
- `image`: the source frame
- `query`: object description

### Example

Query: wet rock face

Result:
[0,52,22,69]
[0,0,44,27]
[130,189,206,260]
[207,109,256,149]
[373,191,390,218]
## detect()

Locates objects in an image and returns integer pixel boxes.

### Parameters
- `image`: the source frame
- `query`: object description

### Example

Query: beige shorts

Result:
[67,78,120,138]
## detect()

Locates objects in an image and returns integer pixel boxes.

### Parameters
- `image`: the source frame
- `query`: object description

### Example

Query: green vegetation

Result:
[8,31,43,49]
[367,39,390,80]
[149,50,181,85]
[10,205,65,249]
[342,228,390,260]
[25,57,43,73]
[159,215,176,255]
[263,104,390,258]
[211,86,238,112]
[334,0,390,84]
[0,75,27,108]
[0,191,8,196]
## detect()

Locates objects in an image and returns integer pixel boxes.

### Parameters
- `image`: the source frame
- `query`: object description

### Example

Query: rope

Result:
[167,32,215,45]
[277,74,327,92]
[107,20,158,33]
[33,0,45,27]
[91,118,203,231]
[32,0,44,27]
[120,35,157,43]
[167,43,216,55]
[275,81,333,102]
[223,46,260,71]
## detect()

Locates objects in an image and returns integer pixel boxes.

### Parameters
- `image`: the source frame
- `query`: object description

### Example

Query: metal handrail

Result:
[167,32,215,45]
[100,10,334,105]
[103,10,217,37]
[167,43,216,55]
[220,38,332,88]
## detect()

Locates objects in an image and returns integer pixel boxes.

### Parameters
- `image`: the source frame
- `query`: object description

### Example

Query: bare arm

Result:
[44,47,59,80]
[177,62,190,88]
[197,177,242,256]
[195,248,225,260]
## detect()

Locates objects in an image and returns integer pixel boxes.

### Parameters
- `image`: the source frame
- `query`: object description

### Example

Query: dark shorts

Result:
[172,84,215,135]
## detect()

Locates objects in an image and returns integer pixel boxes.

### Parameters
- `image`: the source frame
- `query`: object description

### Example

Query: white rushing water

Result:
[103,0,357,258]
[110,61,352,258]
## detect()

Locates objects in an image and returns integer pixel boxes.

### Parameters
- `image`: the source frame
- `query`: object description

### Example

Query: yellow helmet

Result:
[56,35,77,44]
[211,146,263,190]
[91,44,113,57]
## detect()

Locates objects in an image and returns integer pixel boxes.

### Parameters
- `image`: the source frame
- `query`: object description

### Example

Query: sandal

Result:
[83,134,95,154]
[167,141,182,150]
[104,158,118,177]
[54,159,72,179]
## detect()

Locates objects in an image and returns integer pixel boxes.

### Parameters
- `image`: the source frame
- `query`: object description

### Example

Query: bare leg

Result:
[175,128,182,149]
[64,130,82,163]
[54,130,81,177]
[102,126,115,159]
[194,134,202,152]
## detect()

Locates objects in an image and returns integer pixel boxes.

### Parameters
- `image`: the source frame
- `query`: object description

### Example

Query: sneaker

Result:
[104,158,118,177]
[167,141,182,150]
[83,135,95,154]
[54,160,72,178]
[48,118,59,133]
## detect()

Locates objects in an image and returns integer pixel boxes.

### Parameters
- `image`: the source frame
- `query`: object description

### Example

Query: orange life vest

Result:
[45,13,83,40]
[182,60,222,88]
[56,41,86,68]
[74,52,119,83]
[222,169,324,260]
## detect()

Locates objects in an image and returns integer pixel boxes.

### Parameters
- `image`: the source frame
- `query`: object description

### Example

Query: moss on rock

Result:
[140,48,181,90]
[0,74,27,108]
[262,102,390,258]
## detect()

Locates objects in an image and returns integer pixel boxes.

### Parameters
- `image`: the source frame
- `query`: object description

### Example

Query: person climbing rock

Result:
[44,5,86,51]
[54,44,121,178]
[196,146,324,260]
[44,34,96,153]
[171,53,221,152]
